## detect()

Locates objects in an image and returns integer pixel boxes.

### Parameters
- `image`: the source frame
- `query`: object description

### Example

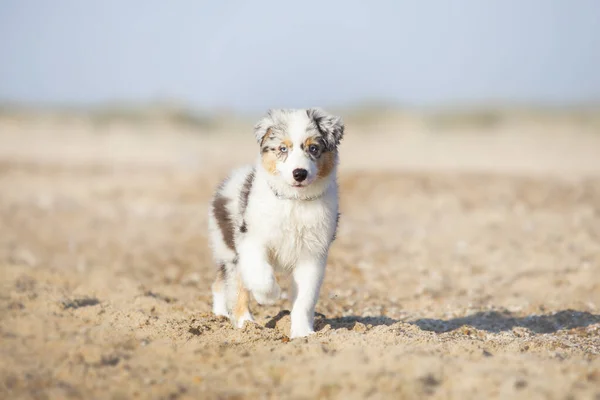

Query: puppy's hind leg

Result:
[225,267,255,328]
[211,263,228,317]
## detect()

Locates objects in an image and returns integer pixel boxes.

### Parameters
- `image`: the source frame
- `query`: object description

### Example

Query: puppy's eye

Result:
[279,145,288,153]
[308,144,320,155]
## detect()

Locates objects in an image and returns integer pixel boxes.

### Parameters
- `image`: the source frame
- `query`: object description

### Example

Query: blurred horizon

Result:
[1,0,600,113]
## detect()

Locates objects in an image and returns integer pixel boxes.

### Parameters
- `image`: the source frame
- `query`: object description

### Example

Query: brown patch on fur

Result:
[212,194,235,251]
[317,151,336,178]
[233,274,251,322]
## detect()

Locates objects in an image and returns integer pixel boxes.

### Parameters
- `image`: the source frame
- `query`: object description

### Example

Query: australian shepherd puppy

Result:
[208,108,344,338]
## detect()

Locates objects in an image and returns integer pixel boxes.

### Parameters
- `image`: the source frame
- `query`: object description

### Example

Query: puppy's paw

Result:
[251,279,281,305]
[290,327,315,339]
[212,301,229,317]
[236,312,256,328]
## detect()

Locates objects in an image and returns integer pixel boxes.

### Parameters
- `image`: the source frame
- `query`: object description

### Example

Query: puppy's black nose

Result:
[292,168,308,182]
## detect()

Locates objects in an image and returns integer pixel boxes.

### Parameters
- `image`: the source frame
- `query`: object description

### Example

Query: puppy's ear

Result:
[253,109,274,144]
[306,108,345,151]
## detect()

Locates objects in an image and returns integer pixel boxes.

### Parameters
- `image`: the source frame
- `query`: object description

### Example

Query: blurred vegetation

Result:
[0,101,220,132]
[90,105,215,129]
[423,106,600,131]
[1,101,599,133]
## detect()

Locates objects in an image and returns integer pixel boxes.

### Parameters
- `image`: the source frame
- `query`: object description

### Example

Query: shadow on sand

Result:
[265,309,599,334]
[413,309,600,334]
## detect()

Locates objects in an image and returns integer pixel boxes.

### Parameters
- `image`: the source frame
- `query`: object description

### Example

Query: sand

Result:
[0,115,599,399]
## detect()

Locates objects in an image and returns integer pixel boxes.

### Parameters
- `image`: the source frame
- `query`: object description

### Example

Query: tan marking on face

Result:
[233,275,251,322]
[261,136,292,175]
[317,150,336,178]
[261,151,278,175]
[304,136,320,149]
[281,138,293,150]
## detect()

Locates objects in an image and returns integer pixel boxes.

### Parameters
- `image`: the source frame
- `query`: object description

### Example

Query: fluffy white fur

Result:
[207,108,344,338]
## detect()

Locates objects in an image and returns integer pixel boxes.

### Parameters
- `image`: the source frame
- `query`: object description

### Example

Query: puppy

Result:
[208,108,344,338]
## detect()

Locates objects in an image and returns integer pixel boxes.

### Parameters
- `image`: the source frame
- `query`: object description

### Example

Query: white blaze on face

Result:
[276,112,318,186]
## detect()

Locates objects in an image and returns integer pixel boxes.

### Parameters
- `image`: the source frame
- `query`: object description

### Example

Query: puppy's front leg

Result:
[237,238,280,305]
[290,254,326,338]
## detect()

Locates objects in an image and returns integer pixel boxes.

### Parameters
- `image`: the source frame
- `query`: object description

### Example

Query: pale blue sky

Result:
[1,0,599,112]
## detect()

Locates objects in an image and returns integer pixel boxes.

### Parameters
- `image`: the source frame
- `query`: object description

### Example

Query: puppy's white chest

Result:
[264,201,333,269]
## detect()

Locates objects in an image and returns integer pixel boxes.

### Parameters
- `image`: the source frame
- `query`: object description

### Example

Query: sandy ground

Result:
[1,116,600,399]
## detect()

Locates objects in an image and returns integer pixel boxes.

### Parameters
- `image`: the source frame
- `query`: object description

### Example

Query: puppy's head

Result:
[254,108,344,189]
